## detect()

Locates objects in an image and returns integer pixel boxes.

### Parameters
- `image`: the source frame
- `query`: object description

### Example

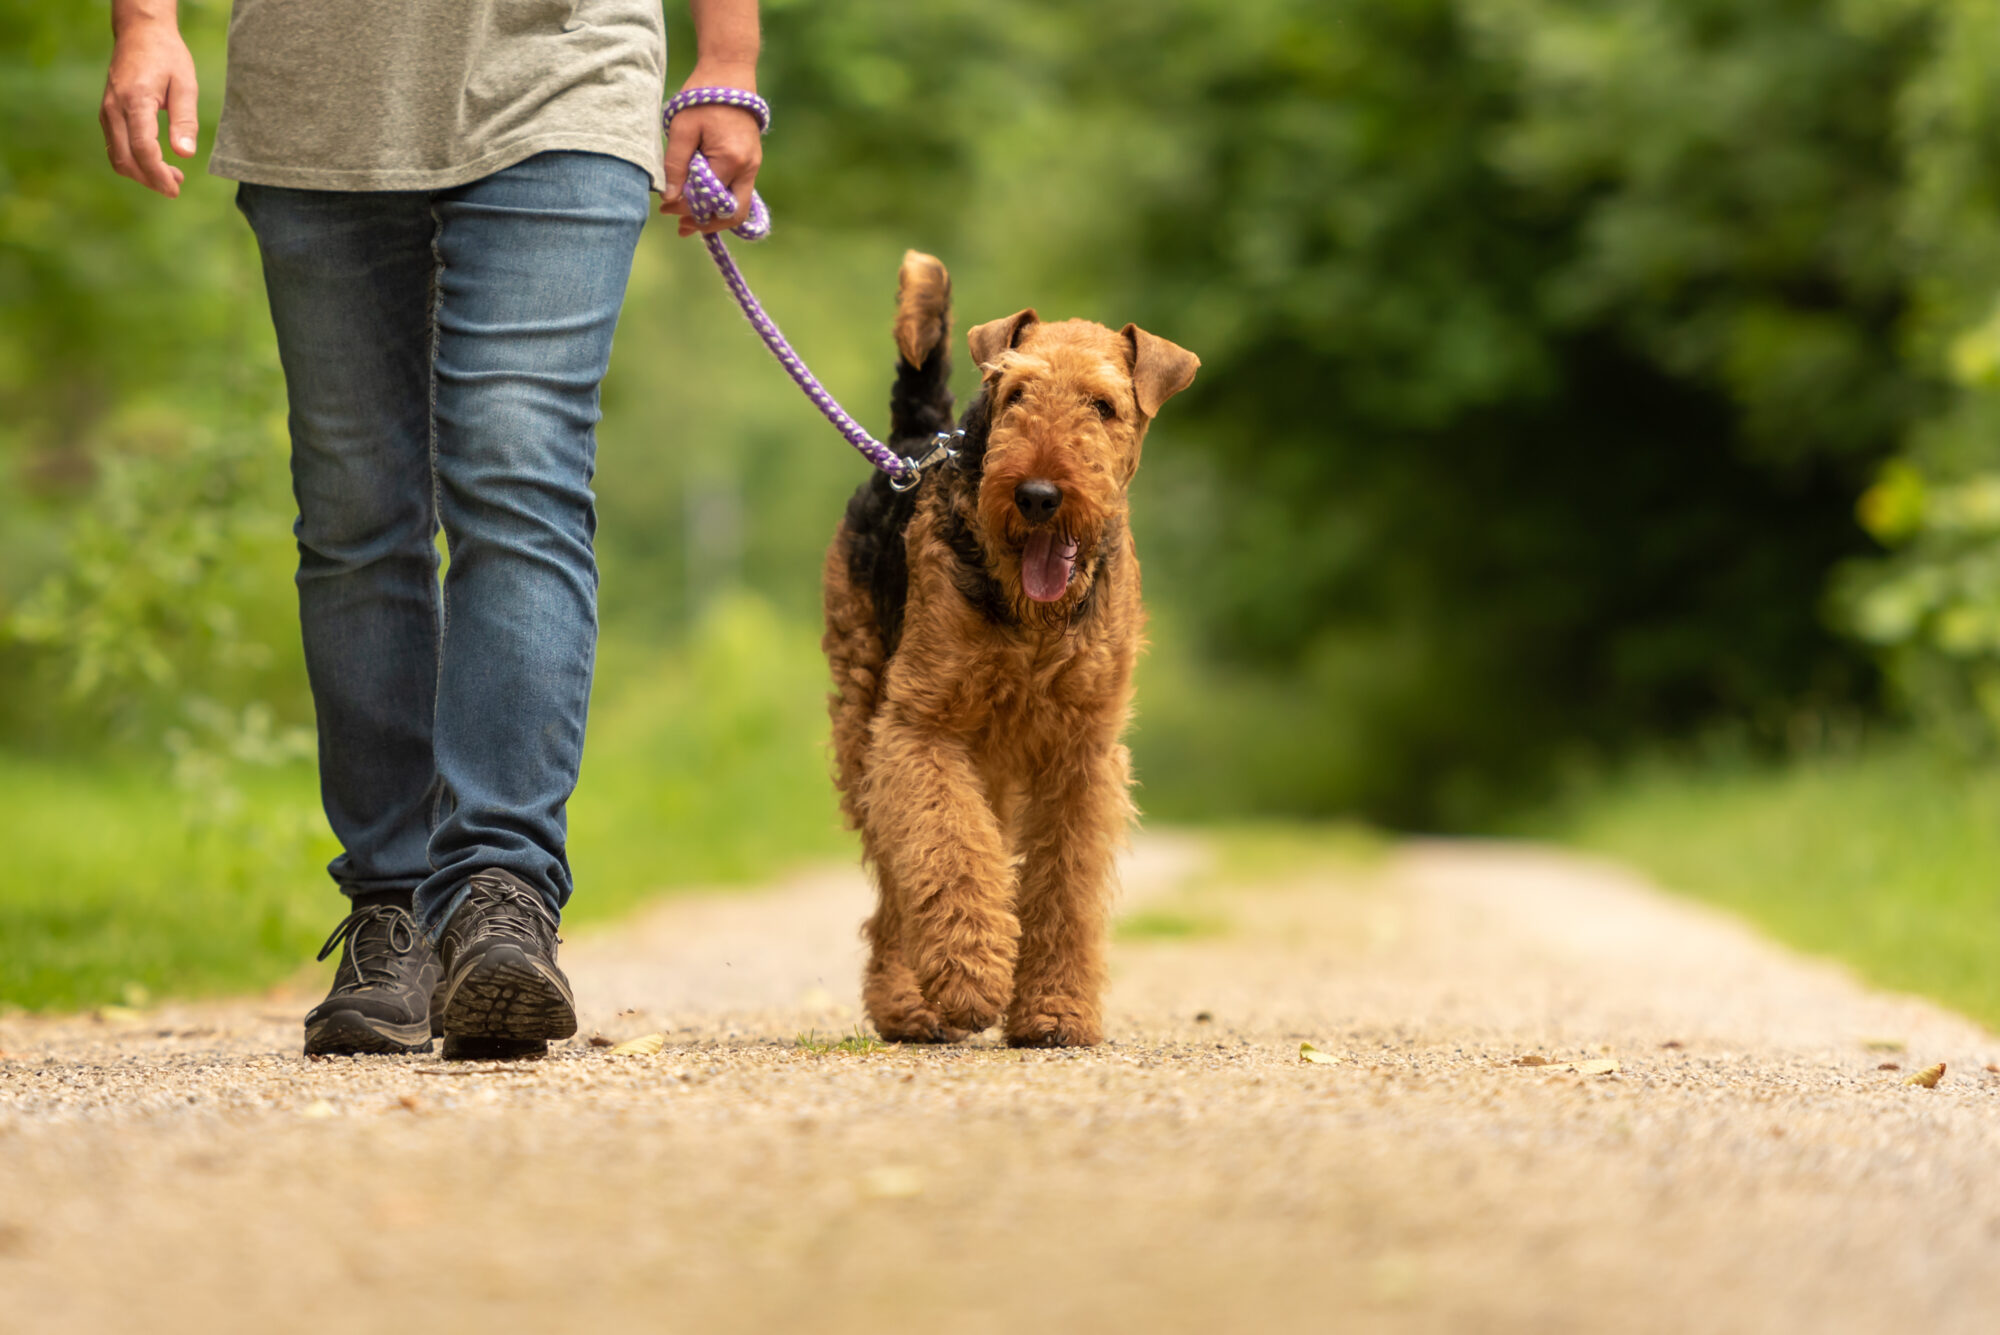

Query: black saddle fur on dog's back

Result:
[841,339,992,657]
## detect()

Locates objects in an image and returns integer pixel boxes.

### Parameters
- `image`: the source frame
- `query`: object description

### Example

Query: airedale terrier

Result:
[821,251,1199,1047]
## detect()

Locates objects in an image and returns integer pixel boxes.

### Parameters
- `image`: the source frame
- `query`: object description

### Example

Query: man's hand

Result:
[663,1,762,237]
[102,3,200,199]
[661,67,764,238]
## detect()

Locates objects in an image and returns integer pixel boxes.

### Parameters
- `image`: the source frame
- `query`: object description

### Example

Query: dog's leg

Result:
[864,719,1018,1035]
[860,830,966,1043]
[1004,742,1133,1048]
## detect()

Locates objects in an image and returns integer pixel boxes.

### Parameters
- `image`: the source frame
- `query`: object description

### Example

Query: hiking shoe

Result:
[434,868,576,1061]
[303,903,443,1056]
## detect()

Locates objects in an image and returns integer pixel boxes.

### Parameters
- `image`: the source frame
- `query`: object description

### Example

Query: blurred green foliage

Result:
[696,0,2000,821]
[11,0,2000,866]
[1836,0,2000,750]
[1,0,302,758]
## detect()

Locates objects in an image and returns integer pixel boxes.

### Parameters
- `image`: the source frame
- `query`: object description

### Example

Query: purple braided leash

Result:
[666,88,951,489]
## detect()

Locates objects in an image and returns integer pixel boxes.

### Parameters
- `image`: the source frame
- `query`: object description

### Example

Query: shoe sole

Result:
[440,1034,552,1061]
[303,1009,435,1057]
[438,944,576,1062]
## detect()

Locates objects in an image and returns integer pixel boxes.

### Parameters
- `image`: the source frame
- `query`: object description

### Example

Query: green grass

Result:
[794,1026,885,1054]
[0,754,338,1011]
[0,593,852,1012]
[1537,743,2000,1032]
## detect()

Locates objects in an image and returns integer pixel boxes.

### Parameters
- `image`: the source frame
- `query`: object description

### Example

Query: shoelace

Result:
[315,903,420,986]
[462,873,561,947]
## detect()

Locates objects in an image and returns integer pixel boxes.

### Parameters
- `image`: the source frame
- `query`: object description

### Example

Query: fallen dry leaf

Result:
[587,1034,614,1048]
[1877,1062,1901,1071]
[1660,1040,1685,1050]
[1864,1038,1906,1054]
[1299,1042,1340,1065]
[1522,1058,1620,1076]
[606,1033,665,1057]
[1985,1064,1999,1074]
[1904,1063,1945,1089]
[396,1094,425,1113]
[93,1005,145,1026]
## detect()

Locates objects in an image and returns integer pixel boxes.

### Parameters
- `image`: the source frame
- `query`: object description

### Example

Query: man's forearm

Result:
[688,0,760,81]
[111,0,178,36]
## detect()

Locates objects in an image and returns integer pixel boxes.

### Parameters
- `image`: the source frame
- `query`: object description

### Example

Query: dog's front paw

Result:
[920,964,1009,1037]
[1004,1006,1102,1049]
[864,991,968,1045]
[873,1018,970,1044]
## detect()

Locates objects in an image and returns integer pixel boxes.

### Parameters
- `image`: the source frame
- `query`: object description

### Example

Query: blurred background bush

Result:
[11,0,2000,1011]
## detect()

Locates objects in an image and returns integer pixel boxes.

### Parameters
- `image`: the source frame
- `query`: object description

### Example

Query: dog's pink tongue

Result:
[1021,531,1077,603]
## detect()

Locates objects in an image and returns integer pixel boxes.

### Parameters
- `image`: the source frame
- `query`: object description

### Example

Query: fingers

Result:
[659,116,702,216]
[702,123,761,219]
[684,146,761,234]
[123,94,178,196]
[100,93,139,186]
[166,70,199,158]
[726,160,760,223]
[707,144,759,226]
[100,92,172,194]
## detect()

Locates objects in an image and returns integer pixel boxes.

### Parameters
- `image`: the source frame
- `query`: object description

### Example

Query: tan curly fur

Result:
[821,253,1199,1047]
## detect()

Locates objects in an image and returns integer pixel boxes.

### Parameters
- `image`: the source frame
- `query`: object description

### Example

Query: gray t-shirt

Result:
[208,0,667,192]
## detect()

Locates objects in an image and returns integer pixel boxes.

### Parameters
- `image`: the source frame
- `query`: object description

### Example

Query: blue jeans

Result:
[237,151,651,934]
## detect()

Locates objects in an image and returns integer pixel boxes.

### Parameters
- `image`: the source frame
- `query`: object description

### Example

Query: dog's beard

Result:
[1020,530,1080,602]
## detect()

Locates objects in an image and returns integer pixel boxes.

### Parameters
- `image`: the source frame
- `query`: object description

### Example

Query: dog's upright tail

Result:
[889,250,954,444]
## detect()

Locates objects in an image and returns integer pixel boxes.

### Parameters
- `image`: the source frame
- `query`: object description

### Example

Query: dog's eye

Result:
[1092,398,1116,421]
[1003,385,1025,410]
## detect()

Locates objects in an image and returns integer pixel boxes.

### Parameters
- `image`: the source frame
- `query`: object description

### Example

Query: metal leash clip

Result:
[890,429,965,492]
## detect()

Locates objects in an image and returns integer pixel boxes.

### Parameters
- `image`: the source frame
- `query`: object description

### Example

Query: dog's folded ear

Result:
[968,308,1039,373]
[1121,325,1200,419]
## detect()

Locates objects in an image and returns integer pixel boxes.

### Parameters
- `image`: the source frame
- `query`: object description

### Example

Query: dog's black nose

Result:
[1014,479,1062,524]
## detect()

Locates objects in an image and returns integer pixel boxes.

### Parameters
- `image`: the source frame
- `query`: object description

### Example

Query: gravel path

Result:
[6,834,2000,1334]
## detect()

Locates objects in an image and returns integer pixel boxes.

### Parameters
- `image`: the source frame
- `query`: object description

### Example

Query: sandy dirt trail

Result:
[5,834,2000,1334]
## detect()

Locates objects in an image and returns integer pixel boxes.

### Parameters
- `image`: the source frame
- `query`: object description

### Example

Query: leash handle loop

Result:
[663,88,941,488]
[663,87,773,241]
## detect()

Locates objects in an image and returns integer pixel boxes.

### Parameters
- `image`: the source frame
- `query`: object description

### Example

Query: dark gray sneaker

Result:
[303,903,443,1056]
[434,868,577,1061]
